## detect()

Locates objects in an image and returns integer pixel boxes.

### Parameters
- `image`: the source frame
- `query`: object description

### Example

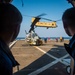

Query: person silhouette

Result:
[0,3,22,75]
[62,7,75,75]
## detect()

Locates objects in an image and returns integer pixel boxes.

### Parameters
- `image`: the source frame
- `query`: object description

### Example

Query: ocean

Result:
[16,37,72,40]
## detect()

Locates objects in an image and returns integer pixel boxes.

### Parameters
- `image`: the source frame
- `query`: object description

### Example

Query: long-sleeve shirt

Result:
[0,39,19,75]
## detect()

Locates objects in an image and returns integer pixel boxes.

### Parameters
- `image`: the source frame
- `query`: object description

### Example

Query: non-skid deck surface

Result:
[11,40,70,75]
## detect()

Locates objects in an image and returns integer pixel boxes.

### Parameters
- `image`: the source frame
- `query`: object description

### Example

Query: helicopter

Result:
[25,14,46,46]
[24,13,60,46]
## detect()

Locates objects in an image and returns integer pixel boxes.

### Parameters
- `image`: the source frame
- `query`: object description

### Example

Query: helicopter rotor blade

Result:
[29,18,41,32]
[36,13,47,17]
[29,13,47,32]
[23,13,46,18]
[39,17,61,22]
[40,17,53,21]
[21,0,24,7]
[23,14,61,22]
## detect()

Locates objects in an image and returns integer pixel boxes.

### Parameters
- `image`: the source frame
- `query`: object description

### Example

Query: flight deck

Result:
[10,39,70,75]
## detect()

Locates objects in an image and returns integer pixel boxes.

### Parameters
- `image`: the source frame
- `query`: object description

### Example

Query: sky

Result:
[12,0,72,37]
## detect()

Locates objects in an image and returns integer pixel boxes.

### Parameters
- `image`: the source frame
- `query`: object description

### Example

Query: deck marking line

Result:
[28,55,69,75]
[9,40,17,48]
[34,46,69,65]
[34,46,58,60]
[28,54,69,75]
[13,47,30,48]
[28,46,70,75]
[28,60,59,75]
